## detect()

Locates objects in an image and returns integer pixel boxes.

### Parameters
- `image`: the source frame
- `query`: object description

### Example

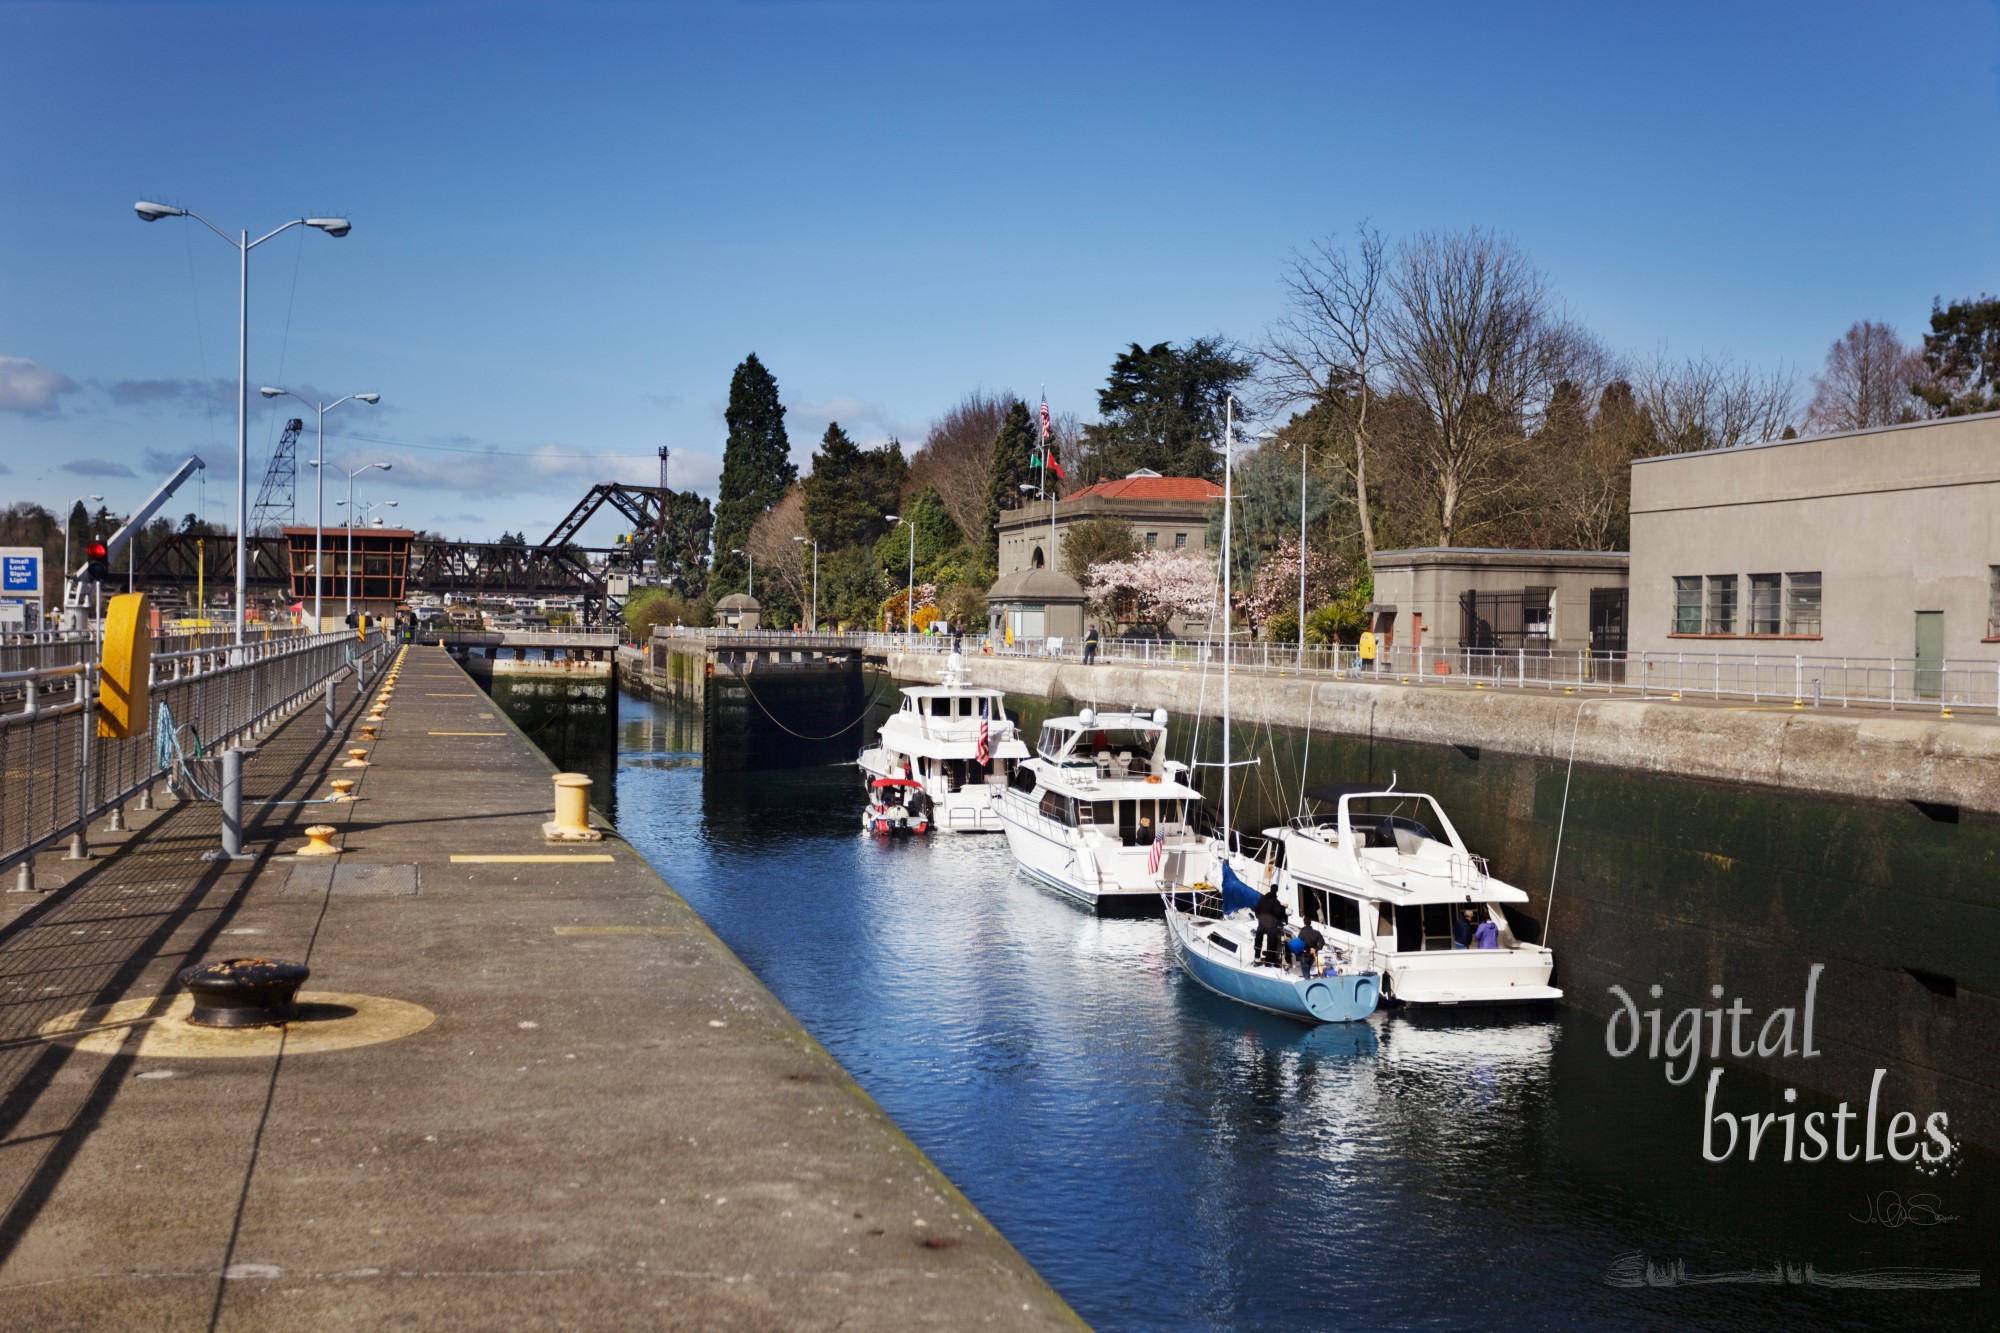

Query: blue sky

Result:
[3,0,1995,545]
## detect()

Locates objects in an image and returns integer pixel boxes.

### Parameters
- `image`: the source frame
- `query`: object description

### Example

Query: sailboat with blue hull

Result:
[1164,863,1381,1024]
[1159,393,1379,1026]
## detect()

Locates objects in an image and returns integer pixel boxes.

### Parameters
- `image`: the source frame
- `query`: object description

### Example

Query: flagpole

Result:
[1040,387,1057,575]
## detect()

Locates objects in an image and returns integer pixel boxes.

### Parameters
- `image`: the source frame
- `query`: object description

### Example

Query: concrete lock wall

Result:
[1631,411,2000,661]
[883,653,2000,1149]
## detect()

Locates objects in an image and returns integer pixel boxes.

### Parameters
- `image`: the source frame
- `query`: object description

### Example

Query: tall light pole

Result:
[731,548,754,600]
[330,462,391,619]
[62,493,102,614]
[1264,427,1309,666]
[792,535,818,632]
[262,387,380,630]
[886,514,914,649]
[135,201,352,645]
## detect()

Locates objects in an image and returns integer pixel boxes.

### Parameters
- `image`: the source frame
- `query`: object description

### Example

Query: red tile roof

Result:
[1062,476,1224,502]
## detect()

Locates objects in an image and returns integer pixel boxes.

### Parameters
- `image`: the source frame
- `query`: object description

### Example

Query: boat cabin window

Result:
[1299,887,1362,937]
[1394,903,1460,952]
[1039,790,1075,825]
[1011,765,1037,794]
[1348,813,1438,850]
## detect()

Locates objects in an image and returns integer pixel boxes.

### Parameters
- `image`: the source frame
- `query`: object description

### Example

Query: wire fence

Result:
[0,631,389,882]
[667,627,2000,714]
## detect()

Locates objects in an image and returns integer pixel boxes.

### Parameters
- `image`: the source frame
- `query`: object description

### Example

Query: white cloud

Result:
[60,458,137,478]
[0,356,79,414]
[786,394,913,454]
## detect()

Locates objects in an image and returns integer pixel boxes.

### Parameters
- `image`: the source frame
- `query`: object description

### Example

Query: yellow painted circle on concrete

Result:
[38,990,434,1059]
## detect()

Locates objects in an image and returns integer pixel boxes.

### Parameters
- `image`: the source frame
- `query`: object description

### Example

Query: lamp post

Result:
[62,493,103,614]
[135,201,352,646]
[262,387,380,630]
[329,462,391,619]
[886,514,914,649]
[792,535,818,632]
[731,548,753,600]
[1264,427,1310,667]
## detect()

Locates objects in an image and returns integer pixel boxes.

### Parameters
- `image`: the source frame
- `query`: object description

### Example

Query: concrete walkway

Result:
[0,645,1080,1330]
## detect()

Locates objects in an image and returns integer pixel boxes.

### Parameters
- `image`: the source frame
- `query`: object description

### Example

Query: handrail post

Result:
[67,664,94,861]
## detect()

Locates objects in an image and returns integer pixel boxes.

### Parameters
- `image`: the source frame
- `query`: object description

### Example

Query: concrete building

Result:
[713,593,761,629]
[994,471,1223,639]
[1368,547,1630,656]
[984,567,1088,646]
[996,472,1223,576]
[1628,412,2000,664]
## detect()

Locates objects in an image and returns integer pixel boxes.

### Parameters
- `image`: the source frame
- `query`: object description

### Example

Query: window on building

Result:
[1030,545,1044,568]
[1145,531,1158,548]
[1522,587,1552,638]
[1174,532,1187,548]
[1672,576,1702,634]
[1748,573,1781,635]
[1785,572,1822,636]
[1991,567,2000,637]
[1705,575,1737,634]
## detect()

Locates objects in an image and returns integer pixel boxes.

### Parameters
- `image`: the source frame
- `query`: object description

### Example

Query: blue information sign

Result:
[1,549,42,595]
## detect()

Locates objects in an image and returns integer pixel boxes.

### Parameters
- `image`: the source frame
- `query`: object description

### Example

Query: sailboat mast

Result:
[1221,394,1233,844]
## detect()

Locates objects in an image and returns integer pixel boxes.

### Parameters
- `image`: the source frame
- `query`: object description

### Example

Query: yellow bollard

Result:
[360,723,380,740]
[343,748,372,769]
[295,825,341,857]
[329,779,358,802]
[1669,691,1682,702]
[1941,705,1954,719]
[544,773,603,842]
[1792,698,1804,709]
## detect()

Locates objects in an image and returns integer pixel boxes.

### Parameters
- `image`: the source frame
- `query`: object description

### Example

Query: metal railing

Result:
[1,631,390,885]
[684,628,2000,715]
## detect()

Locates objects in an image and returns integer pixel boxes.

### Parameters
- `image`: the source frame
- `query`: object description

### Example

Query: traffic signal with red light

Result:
[82,541,109,584]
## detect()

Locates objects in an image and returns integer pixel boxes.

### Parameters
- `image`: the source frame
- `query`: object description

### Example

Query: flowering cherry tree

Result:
[1241,537,1346,635]
[1086,551,1217,626]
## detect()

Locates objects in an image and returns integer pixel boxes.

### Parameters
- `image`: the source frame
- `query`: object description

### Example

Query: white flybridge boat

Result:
[997,706,1217,913]
[1266,783,1561,1006]
[857,652,1029,833]
[1159,392,1380,1024]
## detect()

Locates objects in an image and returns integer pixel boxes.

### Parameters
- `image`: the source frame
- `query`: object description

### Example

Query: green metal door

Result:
[1914,611,1944,699]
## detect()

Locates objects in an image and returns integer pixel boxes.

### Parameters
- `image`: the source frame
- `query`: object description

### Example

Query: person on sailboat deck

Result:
[1292,920,1325,976]
[1253,885,1287,967]
[1473,915,1500,949]
[1453,908,1478,950]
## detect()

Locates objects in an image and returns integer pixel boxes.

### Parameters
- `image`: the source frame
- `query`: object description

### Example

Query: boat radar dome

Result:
[1078,708,1096,726]
[1152,708,1168,725]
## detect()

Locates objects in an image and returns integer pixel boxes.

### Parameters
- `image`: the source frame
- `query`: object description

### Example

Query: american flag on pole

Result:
[1148,835,1164,878]
[1038,394,1051,441]
[976,718,989,766]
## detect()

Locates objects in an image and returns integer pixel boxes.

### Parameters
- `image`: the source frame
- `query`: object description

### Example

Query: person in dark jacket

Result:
[1082,625,1100,665]
[1293,921,1325,976]
[1453,907,1478,949]
[1253,886,1287,967]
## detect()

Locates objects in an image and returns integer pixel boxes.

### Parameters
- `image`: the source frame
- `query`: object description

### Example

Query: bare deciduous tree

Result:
[1805,320,1923,433]
[1380,229,1570,547]
[1635,352,1797,453]
[906,391,1011,544]
[1259,224,1388,560]
[745,485,808,612]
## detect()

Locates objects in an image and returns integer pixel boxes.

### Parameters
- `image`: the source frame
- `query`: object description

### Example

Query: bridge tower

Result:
[251,417,304,532]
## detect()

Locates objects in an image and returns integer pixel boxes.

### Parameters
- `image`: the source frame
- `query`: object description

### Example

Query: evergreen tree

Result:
[1077,338,1253,482]
[981,399,1037,555]
[713,353,795,591]
[1916,295,2000,417]
[802,425,906,551]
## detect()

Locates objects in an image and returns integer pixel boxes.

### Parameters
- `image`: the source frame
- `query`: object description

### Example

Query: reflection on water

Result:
[613,694,1991,1332]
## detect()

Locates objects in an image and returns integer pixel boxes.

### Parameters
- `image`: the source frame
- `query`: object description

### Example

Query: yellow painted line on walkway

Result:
[426,692,481,697]
[428,731,507,736]
[450,854,616,864]
[553,925,690,936]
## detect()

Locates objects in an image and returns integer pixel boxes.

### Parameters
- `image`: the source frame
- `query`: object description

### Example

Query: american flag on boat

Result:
[976,718,989,766]
[1148,835,1164,877]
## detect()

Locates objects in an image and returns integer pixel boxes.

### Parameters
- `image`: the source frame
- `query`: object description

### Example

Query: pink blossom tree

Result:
[1086,551,1217,628]
[1241,537,1346,636]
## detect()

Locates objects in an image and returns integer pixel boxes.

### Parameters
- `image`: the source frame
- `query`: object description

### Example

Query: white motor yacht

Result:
[1266,784,1561,1006]
[998,706,1215,914]
[857,653,1029,833]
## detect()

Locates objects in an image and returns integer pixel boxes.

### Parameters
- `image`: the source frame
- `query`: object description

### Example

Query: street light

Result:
[263,386,380,629]
[1263,426,1310,667]
[327,462,391,619]
[62,493,103,614]
[886,514,914,649]
[135,200,352,645]
[731,548,753,599]
[792,535,818,633]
